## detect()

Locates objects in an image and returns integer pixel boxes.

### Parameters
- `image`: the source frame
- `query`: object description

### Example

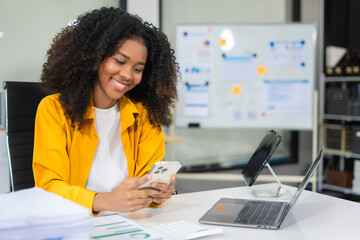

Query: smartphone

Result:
[138,161,182,189]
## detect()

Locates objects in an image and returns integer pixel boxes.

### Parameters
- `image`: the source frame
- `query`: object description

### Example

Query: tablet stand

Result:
[251,162,292,200]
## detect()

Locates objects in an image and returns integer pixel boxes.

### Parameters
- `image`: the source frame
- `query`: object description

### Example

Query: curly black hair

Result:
[41,7,179,129]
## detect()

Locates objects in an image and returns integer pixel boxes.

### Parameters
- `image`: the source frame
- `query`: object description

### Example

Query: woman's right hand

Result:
[92,175,163,213]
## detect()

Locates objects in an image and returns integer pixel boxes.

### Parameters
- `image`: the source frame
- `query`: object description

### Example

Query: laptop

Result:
[199,147,324,230]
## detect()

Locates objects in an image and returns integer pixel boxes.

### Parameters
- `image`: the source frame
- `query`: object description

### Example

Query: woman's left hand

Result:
[149,175,177,204]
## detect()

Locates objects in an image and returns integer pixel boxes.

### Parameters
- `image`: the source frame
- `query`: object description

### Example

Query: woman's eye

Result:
[134,68,143,73]
[114,59,124,65]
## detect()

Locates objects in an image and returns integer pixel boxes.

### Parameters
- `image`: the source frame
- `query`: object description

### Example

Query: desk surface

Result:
[119,183,360,240]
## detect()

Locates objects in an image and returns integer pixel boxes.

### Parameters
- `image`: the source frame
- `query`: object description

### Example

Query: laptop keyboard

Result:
[235,201,284,226]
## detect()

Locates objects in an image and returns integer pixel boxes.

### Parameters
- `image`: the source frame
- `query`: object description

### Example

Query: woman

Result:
[33,7,179,214]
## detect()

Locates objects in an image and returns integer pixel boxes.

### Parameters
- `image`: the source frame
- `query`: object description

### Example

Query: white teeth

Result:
[113,79,126,88]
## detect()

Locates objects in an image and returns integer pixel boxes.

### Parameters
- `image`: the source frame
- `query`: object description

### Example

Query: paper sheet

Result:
[221,55,255,81]
[91,214,168,240]
[269,40,306,67]
[0,187,91,240]
[183,82,210,117]
[261,79,312,114]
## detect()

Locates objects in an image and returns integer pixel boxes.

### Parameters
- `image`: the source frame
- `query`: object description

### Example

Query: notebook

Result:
[199,147,324,230]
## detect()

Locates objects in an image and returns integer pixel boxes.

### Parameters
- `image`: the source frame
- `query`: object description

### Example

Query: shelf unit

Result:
[319,76,360,195]
[318,0,360,196]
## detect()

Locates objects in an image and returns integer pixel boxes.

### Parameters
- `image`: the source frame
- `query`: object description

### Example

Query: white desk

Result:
[120,183,360,240]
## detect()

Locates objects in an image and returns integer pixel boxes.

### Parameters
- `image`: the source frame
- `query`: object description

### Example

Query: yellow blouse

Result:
[33,94,165,211]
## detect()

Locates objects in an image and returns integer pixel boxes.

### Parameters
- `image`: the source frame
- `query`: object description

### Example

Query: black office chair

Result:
[3,81,50,191]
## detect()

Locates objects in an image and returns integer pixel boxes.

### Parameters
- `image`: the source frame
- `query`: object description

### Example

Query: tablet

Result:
[241,130,282,186]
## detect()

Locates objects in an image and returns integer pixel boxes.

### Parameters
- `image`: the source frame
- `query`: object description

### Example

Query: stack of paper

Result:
[0,187,91,240]
[352,160,360,193]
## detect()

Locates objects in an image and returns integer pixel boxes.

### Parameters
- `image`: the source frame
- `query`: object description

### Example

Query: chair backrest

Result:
[3,81,49,191]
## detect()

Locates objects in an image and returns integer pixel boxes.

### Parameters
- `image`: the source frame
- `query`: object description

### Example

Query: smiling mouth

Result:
[111,78,127,91]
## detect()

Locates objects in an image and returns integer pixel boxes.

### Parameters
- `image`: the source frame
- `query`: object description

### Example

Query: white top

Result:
[85,102,128,193]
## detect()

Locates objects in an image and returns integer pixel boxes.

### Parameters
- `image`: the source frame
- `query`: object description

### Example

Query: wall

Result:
[161,0,306,170]
[0,0,119,193]
[299,0,322,171]
[162,0,292,44]
[0,0,119,87]
[127,0,159,27]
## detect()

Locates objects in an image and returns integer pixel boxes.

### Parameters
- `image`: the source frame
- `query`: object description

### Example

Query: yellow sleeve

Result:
[33,96,96,214]
[133,108,165,178]
[133,106,166,209]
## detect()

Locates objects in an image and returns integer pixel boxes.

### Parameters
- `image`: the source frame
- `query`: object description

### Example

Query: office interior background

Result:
[0,0,359,200]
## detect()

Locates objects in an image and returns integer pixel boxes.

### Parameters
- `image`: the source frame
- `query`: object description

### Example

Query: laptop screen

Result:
[288,147,323,208]
[242,130,282,186]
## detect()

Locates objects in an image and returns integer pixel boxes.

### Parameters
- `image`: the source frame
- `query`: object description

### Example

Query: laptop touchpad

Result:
[201,198,247,223]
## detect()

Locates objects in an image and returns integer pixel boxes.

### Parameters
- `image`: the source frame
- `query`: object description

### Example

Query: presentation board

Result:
[175,24,316,130]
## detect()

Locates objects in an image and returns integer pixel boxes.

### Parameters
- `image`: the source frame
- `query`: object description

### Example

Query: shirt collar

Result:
[84,92,139,127]
[119,95,139,130]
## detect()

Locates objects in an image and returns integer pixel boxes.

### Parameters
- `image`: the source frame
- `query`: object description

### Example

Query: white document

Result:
[221,55,255,81]
[176,26,214,77]
[269,40,306,67]
[183,82,210,117]
[261,79,312,114]
[91,214,169,240]
[0,187,91,240]
[91,214,222,240]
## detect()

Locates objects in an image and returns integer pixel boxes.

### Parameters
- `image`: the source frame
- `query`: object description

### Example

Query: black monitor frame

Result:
[242,129,282,187]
